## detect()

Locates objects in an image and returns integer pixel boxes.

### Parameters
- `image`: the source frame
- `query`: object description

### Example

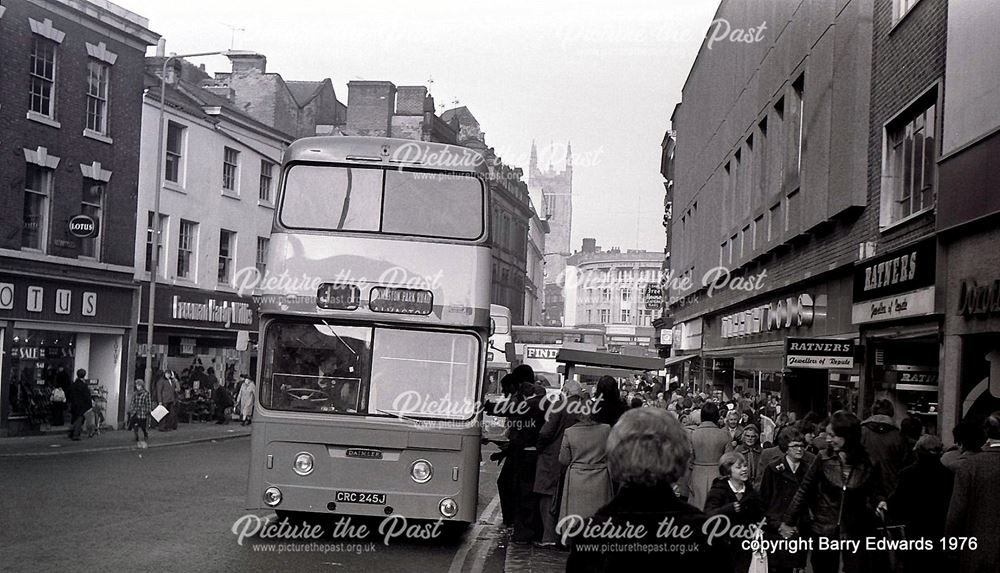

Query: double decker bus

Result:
[246,136,490,524]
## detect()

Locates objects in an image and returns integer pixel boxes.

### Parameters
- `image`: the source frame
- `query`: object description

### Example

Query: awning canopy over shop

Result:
[555,349,664,371]
[664,354,698,367]
[557,365,642,378]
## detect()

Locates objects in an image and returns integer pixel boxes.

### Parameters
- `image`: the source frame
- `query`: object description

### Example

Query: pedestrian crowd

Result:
[121,366,256,448]
[486,370,1000,573]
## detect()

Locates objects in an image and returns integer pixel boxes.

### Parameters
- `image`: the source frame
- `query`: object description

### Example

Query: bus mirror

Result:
[490,318,495,337]
[504,342,517,364]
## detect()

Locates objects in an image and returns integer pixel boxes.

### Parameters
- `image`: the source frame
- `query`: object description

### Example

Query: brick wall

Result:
[344,81,395,137]
[0,0,155,268]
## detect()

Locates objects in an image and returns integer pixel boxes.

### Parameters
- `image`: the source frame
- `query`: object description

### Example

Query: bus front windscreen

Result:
[279,165,484,240]
[260,319,481,420]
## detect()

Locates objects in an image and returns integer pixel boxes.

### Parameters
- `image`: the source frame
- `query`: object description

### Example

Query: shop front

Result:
[137,284,258,393]
[701,273,858,416]
[940,226,1000,440]
[852,237,941,434]
[667,318,704,392]
[1,274,135,436]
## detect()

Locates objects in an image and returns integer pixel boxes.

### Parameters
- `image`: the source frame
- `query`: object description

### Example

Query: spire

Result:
[566,141,573,173]
[529,140,538,178]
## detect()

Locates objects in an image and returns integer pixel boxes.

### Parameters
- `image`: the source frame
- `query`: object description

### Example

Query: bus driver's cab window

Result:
[263,321,368,414]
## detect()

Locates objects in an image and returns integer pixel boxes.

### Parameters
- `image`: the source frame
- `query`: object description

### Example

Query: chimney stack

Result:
[582,238,597,253]
[345,81,396,137]
[228,53,266,74]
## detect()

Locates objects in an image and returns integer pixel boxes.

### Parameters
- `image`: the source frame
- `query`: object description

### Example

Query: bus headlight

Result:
[439,498,458,518]
[293,452,315,476]
[263,487,283,507]
[410,459,433,483]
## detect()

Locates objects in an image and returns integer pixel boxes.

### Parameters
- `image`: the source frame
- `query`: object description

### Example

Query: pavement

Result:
[0,421,251,457]
[504,541,568,572]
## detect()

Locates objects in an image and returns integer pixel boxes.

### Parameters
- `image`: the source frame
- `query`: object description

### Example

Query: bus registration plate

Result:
[336,491,386,505]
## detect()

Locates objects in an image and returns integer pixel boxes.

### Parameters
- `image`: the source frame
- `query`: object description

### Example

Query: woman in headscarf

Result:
[237,374,256,425]
[565,408,724,572]
[558,396,612,535]
[593,376,627,427]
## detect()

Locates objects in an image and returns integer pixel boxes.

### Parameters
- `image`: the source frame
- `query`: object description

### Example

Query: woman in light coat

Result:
[237,375,256,425]
[558,407,613,528]
[689,402,732,510]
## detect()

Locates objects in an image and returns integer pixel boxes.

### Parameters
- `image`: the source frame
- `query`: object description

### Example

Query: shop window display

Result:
[6,330,76,426]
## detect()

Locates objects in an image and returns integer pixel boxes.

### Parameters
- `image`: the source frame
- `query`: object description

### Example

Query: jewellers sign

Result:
[721,294,815,339]
[852,239,936,325]
[786,337,855,369]
[854,238,935,301]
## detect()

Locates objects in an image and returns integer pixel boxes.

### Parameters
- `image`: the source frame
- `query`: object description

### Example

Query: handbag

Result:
[749,527,768,573]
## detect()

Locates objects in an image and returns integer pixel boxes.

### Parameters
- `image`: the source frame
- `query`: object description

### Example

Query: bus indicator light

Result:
[369,287,434,316]
[317,283,361,310]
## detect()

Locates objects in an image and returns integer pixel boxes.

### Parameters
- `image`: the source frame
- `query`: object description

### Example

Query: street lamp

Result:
[143,49,260,388]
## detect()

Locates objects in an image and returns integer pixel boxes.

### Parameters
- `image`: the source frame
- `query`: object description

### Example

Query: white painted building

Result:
[134,56,291,382]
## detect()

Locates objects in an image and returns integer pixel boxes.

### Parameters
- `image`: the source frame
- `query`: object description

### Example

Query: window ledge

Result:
[215,284,237,294]
[879,205,935,234]
[0,247,133,273]
[26,111,61,129]
[83,129,113,145]
[221,190,241,200]
[164,181,186,194]
[257,200,275,210]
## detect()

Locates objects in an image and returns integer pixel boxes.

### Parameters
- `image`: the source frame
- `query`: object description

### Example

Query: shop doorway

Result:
[783,369,828,417]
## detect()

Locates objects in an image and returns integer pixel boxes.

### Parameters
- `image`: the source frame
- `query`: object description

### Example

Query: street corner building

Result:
[0,0,160,436]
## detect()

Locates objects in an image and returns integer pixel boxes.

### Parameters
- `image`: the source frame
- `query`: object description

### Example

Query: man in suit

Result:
[946,411,1000,573]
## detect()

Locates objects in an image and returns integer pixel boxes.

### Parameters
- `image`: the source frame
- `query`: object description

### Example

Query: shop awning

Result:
[558,365,643,378]
[664,354,698,367]
[555,348,664,371]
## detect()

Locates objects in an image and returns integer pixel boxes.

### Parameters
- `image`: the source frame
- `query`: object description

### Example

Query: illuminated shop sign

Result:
[720,294,815,339]
[786,337,855,369]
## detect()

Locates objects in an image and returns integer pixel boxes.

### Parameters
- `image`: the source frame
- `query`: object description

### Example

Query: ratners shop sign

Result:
[786,337,855,369]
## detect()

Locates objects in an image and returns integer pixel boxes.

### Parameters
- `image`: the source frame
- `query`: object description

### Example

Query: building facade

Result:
[525,188,549,326]
[853,0,948,435]
[529,142,573,326]
[135,56,291,387]
[567,239,664,353]
[669,0,874,410]
[937,0,1000,433]
[0,0,159,435]
[442,106,534,325]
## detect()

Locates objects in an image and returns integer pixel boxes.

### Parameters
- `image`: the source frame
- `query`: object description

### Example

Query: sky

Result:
[115,0,721,253]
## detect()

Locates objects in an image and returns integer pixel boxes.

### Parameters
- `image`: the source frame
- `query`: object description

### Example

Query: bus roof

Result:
[284,136,488,175]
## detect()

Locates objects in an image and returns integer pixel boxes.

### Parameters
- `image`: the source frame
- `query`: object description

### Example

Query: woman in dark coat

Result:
[781,411,886,573]
[565,408,724,572]
[592,376,627,427]
[704,451,765,573]
[532,380,582,546]
[759,426,815,573]
[888,434,952,573]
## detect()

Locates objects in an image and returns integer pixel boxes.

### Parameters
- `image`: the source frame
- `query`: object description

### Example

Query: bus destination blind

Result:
[369,287,434,315]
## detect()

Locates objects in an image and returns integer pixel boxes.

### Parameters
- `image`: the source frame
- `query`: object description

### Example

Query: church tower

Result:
[528,140,573,326]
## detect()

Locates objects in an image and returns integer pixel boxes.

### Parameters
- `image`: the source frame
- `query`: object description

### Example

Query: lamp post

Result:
[143,49,259,388]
